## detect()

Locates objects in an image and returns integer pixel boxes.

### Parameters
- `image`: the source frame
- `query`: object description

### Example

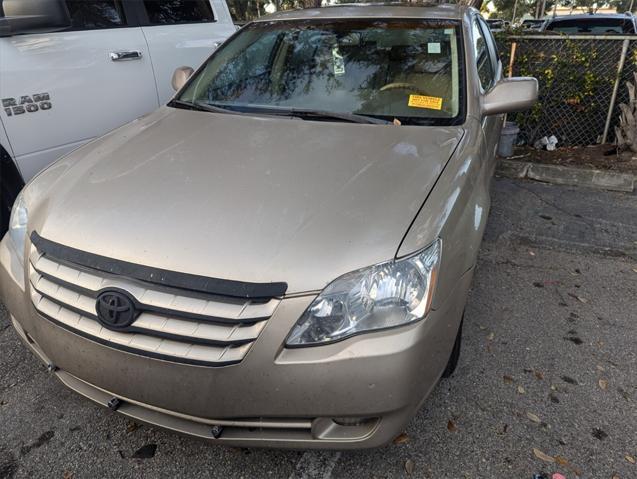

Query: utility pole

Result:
[512,0,518,22]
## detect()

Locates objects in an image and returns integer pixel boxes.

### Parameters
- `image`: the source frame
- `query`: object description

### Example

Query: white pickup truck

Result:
[0,0,236,232]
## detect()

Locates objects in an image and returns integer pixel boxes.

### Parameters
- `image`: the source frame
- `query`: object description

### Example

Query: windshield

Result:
[177,19,464,126]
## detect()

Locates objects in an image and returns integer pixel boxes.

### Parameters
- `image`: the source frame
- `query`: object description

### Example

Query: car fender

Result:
[396,116,489,310]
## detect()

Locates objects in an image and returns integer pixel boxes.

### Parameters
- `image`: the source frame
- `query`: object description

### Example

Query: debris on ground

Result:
[404,459,415,475]
[126,421,140,434]
[507,144,637,173]
[533,448,555,463]
[392,432,409,445]
[534,136,559,151]
[447,420,457,432]
[526,412,541,424]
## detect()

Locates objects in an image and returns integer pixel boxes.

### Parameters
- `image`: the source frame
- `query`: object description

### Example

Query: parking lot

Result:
[1,176,636,479]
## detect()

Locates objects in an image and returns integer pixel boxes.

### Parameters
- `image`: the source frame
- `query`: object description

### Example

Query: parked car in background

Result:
[0,0,236,234]
[520,18,544,30]
[542,13,637,34]
[486,18,509,31]
[0,3,537,449]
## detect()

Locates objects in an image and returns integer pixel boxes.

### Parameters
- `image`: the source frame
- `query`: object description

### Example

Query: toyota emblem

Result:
[95,290,139,330]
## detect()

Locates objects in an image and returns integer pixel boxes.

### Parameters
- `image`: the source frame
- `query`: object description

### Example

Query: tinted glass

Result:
[143,0,214,25]
[546,18,635,34]
[479,17,500,64]
[65,1,126,30]
[472,18,495,91]
[179,19,464,125]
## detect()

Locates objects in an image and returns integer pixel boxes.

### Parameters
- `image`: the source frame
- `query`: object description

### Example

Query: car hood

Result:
[32,107,464,294]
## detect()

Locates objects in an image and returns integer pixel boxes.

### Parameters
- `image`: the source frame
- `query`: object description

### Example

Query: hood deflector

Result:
[30,231,288,300]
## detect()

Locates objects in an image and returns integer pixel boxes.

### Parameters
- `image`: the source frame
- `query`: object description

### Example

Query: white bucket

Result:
[497,122,520,157]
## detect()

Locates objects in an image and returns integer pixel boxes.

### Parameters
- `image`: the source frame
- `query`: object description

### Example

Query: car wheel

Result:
[442,315,463,379]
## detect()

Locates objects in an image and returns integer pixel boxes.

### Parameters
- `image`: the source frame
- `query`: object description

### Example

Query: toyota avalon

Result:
[0,4,537,448]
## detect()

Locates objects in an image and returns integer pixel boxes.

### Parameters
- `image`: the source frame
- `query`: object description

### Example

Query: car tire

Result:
[442,315,463,379]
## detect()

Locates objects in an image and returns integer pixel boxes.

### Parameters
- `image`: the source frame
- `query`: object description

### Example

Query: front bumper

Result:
[0,235,471,449]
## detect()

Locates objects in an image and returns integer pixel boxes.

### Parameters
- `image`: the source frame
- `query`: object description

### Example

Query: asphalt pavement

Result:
[1,177,636,479]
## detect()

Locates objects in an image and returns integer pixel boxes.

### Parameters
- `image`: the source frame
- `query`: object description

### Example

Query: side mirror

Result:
[171,66,194,92]
[481,77,538,116]
[0,0,70,37]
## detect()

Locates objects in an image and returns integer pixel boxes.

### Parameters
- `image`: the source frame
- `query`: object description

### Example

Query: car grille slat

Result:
[28,241,279,367]
[29,249,278,322]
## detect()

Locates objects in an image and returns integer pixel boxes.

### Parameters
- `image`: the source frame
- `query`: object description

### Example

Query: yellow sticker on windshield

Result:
[408,95,443,110]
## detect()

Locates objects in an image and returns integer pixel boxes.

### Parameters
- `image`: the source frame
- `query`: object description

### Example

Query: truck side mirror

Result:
[0,0,70,37]
[171,66,194,92]
[481,77,539,116]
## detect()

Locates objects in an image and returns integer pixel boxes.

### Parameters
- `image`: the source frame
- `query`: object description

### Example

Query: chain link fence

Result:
[496,34,637,147]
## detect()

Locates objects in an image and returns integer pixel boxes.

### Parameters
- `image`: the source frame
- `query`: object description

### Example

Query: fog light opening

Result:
[331,417,378,427]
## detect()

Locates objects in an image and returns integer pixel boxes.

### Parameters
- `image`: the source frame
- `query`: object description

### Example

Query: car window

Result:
[65,1,127,30]
[179,19,465,126]
[472,17,496,91]
[479,17,500,69]
[142,0,215,25]
[546,18,635,34]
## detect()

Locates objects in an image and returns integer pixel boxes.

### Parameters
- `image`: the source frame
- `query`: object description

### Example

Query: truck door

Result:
[136,0,237,103]
[0,0,159,182]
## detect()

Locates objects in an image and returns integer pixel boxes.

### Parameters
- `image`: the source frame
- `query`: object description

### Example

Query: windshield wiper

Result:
[169,101,391,125]
[168,99,237,115]
[279,108,392,125]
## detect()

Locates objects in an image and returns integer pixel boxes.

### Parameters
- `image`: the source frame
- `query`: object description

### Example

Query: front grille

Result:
[27,233,284,367]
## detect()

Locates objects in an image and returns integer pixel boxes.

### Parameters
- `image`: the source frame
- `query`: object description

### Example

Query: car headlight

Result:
[286,239,442,347]
[8,193,28,262]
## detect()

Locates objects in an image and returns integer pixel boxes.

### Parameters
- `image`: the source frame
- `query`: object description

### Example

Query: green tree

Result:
[550,0,635,14]
[608,0,636,12]
[491,0,555,21]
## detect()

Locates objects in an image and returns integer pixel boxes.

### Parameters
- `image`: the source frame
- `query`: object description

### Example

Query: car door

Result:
[478,16,504,163]
[0,0,159,182]
[471,15,502,172]
[136,0,237,104]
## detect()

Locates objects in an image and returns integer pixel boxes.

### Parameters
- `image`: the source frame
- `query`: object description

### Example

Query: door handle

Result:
[110,50,143,62]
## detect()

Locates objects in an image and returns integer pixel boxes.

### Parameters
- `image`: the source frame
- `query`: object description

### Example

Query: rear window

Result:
[143,0,215,25]
[546,17,635,34]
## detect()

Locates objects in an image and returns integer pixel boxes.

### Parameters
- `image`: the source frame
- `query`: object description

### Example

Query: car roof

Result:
[253,3,471,22]
[546,13,635,22]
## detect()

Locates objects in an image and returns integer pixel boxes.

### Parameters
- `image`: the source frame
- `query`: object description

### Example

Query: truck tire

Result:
[1,182,12,235]
[0,145,24,237]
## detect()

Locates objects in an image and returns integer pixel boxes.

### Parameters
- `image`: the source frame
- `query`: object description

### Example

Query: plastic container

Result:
[497,122,520,157]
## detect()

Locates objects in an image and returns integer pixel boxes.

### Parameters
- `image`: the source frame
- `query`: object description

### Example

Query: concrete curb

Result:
[496,159,635,193]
